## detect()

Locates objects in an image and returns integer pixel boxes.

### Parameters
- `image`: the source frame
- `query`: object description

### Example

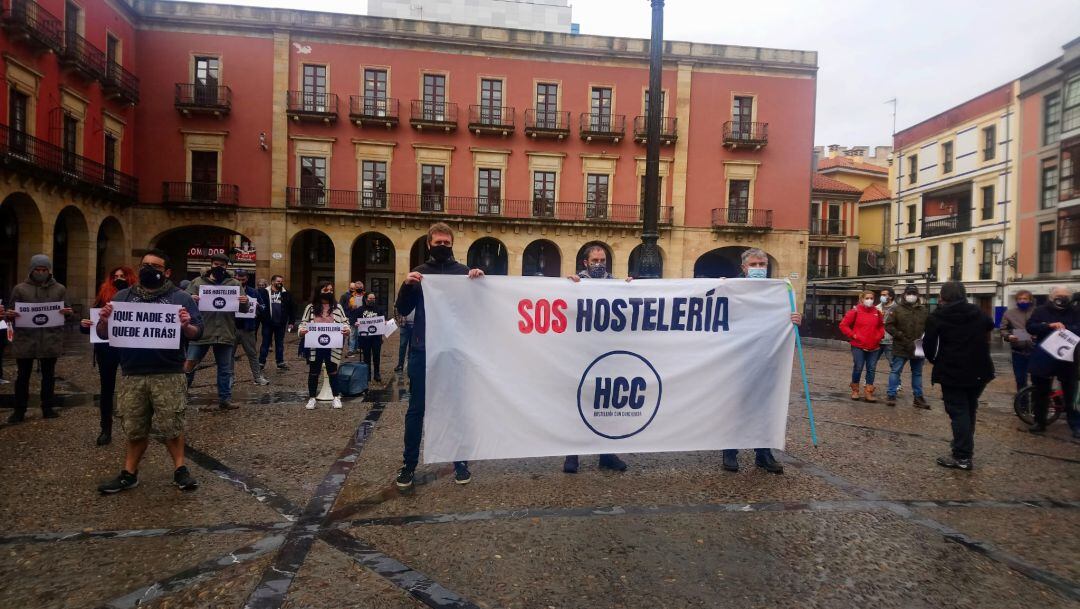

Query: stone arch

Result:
[52,206,92,311]
[575,240,614,274]
[468,237,509,275]
[289,228,335,301]
[95,216,127,288]
[0,191,44,295]
[694,246,778,278]
[409,236,429,270]
[522,239,562,277]
[152,225,257,283]
[350,231,396,312]
[628,243,667,278]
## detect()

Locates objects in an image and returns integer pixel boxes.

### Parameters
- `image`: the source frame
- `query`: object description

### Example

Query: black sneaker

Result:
[393,365,403,373]
[218,400,238,410]
[722,452,739,472]
[41,407,60,419]
[96,431,112,446]
[598,454,628,472]
[454,463,472,485]
[98,470,139,494]
[395,467,415,489]
[277,363,290,371]
[936,455,973,470]
[562,455,579,473]
[6,410,26,424]
[174,466,199,490]
[755,453,785,474]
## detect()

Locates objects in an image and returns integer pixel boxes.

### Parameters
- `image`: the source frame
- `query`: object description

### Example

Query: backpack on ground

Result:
[337,362,369,397]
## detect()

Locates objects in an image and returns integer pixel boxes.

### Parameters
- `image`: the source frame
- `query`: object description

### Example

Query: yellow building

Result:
[816,150,892,274]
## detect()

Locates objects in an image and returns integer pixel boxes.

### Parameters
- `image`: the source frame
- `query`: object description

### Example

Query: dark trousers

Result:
[0,333,6,378]
[361,338,382,380]
[95,344,120,433]
[722,448,774,462]
[941,384,985,460]
[260,323,287,366]
[397,324,413,368]
[1011,351,1031,391]
[15,357,56,413]
[403,349,466,470]
[307,350,340,397]
[1032,369,1080,429]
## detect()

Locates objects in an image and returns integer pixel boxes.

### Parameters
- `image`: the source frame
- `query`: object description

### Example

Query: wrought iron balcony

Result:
[580,113,626,143]
[807,264,849,280]
[349,96,398,128]
[1057,212,1080,249]
[59,30,107,82]
[0,124,137,203]
[468,105,515,136]
[524,109,571,139]
[810,218,846,237]
[409,100,458,131]
[104,61,139,105]
[948,264,963,280]
[175,84,231,116]
[921,214,971,238]
[162,182,239,206]
[978,261,993,280]
[1,0,62,53]
[722,121,768,149]
[711,207,773,231]
[286,91,338,122]
[633,116,677,145]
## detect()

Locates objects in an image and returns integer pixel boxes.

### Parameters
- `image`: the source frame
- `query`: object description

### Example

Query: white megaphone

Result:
[316,368,335,401]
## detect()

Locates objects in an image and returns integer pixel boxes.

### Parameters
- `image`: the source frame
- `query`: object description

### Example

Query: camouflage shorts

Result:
[116,373,188,441]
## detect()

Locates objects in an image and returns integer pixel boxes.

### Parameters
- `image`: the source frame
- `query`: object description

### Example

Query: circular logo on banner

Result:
[366,325,377,335]
[32,314,49,326]
[213,297,227,310]
[317,334,331,346]
[576,350,662,439]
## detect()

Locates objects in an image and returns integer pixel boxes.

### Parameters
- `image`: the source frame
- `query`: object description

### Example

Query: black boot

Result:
[6,409,26,424]
[41,407,60,419]
[562,455,579,473]
[96,423,112,446]
[598,454,628,472]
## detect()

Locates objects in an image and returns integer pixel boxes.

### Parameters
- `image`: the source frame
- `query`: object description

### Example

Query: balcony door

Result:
[299,156,326,205]
[826,247,841,276]
[361,160,387,209]
[827,203,842,235]
[477,168,501,214]
[533,171,556,218]
[191,150,218,202]
[104,133,117,188]
[590,87,613,131]
[420,164,445,212]
[480,79,502,125]
[536,83,558,128]
[422,74,446,121]
[7,87,28,154]
[727,179,750,223]
[194,56,220,106]
[61,114,78,174]
[733,96,753,139]
[363,69,388,115]
[302,64,328,112]
[586,173,609,219]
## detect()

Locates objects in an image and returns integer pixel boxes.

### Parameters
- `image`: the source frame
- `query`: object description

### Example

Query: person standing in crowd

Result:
[357,291,385,383]
[184,253,249,410]
[395,222,484,489]
[1000,290,1035,391]
[885,285,929,409]
[1026,286,1080,438]
[924,282,995,470]
[96,249,203,493]
[298,281,335,359]
[394,309,415,373]
[0,296,8,386]
[79,266,136,445]
[232,270,270,386]
[342,282,365,356]
[722,248,801,474]
[258,274,295,371]
[563,244,630,474]
[838,290,885,403]
[256,278,268,290]
[299,291,350,410]
[3,254,73,423]
[876,287,896,370]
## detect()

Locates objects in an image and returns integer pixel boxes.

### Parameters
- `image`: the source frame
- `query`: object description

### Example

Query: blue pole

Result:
[787,281,819,447]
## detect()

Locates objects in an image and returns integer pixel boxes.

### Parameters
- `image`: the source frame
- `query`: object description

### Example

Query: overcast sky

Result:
[170,0,1080,149]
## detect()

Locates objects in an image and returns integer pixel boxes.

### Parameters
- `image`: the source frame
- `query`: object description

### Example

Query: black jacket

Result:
[394,257,469,352]
[257,287,296,326]
[923,301,994,387]
[1025,303,1080,377]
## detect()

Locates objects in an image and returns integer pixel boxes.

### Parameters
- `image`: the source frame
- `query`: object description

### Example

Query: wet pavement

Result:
[1,331,1078,608]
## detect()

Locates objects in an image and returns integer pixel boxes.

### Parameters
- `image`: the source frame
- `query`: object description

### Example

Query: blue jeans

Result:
[723,448,774,462]
[397,324,413,368]
[259,323,286,366]
[349,323,362,353]
[850,347,882,385]
[888,356,924,398]
[402,349,466,470]
[1011,351,1030,391]
[186,343,235,401]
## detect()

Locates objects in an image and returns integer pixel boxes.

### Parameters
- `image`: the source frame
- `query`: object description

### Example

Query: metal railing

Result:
[0,123,137,202]
[722,121,768,144]
[349,96,398,121]
[921,214,971,238]
[524,109,571,132]
[286,91,339,116]
[104,61,139,104]
[580,113,626,138]
[175,83,232,112]
[949,264,963,280]
[1,0,63,52]
[710,207,773,230]
[978,261,993,280]
[1058,214,1080,248]
[162,182,239,205]
[61,29,107,81]
[633,115,677,141]
[807,264,848,279]
[810,218,846,236]
[410,100,458,124]
[468,105,515,129]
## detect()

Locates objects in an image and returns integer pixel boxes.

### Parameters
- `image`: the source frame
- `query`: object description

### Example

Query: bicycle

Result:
[1013,384,1065,425]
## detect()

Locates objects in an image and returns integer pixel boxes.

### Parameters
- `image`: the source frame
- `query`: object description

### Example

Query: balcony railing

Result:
[810,218,846,236]
[348,96,398,127]
[1058,213,1080,249]
[633,116,677,144]
[0,124,137,202]
[1,0,63,52]
[807,264,849,280]
[580,113,626,142]
[978,261,993,280]
[409,100,458,131]
[60,30,107,82]
[722,121,768,149]
[468,105,515,135]
[711,207,773,231]
[524,109,571,138]
[921,214,971,238]
[286,91,338,122]
[948,264,963,280]
[104,61,139,105]
[162,182,239,206]
[175,83,232,116]
[285,188,673,224]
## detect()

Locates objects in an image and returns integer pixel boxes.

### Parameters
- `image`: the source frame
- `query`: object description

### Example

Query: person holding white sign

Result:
[298,291,350,410]
[233,270,270,387]
[357,292,386,383]
[3,254,73,424]
[78,266,137,446]
[95,249,204,494]
[184,253,250,410]
[1026,286,1080,438]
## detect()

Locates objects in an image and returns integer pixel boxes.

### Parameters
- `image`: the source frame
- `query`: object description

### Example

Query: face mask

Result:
[209,266,227,281]
[113,279,129,290]
[30,270,49,283]
[746,268,767,279]
[1017,301,1031,311]
[1053,296,1069,308]
[587,263,608,279]
[430,244,453,263]
[139,265,164,289]
[904,295,917,304]
[879,295,888,303]
[863,299,874,307]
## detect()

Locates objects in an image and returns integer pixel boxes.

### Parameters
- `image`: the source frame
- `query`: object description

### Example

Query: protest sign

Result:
[384,318,398,337]
[108,302,182,349]
[14,301,65,328]
[355,316,387,336]
[89,308,108,344]
[304,323,344,349]
[198,285,241,312]
[236,301,257,319]
[1040,329,1080,362]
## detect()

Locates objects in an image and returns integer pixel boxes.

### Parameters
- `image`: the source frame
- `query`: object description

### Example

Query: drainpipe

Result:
[999,101,1012,312]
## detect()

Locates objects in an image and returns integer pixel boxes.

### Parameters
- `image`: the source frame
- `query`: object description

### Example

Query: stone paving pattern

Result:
[1,331,1078,608]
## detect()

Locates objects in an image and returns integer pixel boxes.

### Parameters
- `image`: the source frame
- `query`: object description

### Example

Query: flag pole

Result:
[787,281,819,446]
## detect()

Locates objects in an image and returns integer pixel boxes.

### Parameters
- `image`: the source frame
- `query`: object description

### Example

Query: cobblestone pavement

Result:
[1,331,1078,608]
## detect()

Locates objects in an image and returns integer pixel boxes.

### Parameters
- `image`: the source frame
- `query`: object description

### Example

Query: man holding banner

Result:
[357,292,386,383]
[95,249,204,494]
[184,253,250,410]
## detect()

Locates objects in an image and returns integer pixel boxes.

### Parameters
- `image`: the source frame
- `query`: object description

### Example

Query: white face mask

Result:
[905,294,918,304]
[863,299,874,307]
[880,295,889,304]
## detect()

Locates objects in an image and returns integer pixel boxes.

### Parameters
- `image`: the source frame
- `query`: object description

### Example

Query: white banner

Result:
[304,323,344,348]
[15,301,65,328]
[355,316,387,336]
[421,276,796,463]
[384,318,398,337]
[236,301,257,319]
[1040,329,1080,362]
[198,285,241,312]
[89,308,108,344]
[108,302,182,349]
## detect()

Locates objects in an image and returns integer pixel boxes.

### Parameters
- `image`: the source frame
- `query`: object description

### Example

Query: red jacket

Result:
[839,304,885,351]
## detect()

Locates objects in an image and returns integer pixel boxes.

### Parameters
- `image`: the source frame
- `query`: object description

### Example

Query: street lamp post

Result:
[636,0,665,279]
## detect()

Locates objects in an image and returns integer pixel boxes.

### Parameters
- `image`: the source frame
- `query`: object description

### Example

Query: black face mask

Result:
[139,265,164,289]
[1053,297,1069,309]
[209,266,227,282]
[113,279,129,290]
[430,245,453,263]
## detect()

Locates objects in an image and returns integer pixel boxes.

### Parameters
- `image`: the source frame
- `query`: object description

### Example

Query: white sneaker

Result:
[332,397,342,409]
[305,398,317,410]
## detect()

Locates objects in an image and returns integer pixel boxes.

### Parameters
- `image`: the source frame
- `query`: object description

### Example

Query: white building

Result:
[368,0,573,33]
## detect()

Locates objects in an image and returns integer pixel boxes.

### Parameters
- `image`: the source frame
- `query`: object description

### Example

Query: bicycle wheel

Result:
[1013,386,1036,424]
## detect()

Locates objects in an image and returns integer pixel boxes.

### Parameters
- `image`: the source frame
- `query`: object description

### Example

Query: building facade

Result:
[807,173,860,280]
[1,0,818,315]
[368,0,573,33]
